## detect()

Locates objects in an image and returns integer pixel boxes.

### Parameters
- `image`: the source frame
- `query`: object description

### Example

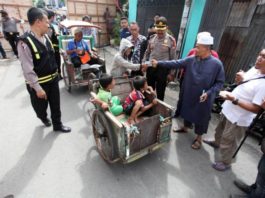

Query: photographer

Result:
[203,49,265,171]
[230,99,265,198]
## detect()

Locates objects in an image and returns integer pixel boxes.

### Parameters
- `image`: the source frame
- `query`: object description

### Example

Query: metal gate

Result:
[136,0,185,38]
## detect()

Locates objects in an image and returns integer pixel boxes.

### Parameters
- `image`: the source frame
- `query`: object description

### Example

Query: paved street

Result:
[0,48,263,198]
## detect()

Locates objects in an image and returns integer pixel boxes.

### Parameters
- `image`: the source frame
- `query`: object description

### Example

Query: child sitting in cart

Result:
[91,74,123,116]
[123,76,158,124]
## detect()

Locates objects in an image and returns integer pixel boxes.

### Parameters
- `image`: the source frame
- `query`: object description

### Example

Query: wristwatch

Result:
[232,98,239,105]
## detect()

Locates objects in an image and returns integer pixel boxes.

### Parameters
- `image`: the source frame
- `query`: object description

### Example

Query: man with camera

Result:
[230,99,265,198]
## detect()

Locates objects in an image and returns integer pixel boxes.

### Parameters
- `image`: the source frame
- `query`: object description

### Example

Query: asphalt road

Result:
[0,49,262,198]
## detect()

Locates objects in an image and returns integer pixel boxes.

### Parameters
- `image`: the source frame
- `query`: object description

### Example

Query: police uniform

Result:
[17,31,63,129]
[48,24,61,77]
[143,24,176,101]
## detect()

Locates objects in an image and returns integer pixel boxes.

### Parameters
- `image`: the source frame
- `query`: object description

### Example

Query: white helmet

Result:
[196,32,214,45]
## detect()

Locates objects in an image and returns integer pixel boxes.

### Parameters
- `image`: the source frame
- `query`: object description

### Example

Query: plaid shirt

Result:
[126,34,146,64]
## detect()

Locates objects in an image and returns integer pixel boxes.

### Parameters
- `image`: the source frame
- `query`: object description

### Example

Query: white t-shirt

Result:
[222,67,265,127]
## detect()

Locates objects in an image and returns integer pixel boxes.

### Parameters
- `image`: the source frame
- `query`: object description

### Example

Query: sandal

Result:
[212,162,231,171]
[191,139,201,150]
[173,127,188,133]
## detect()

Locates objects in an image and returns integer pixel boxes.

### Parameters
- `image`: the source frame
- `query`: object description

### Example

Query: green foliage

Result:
[112,13,121,46]
[36,0,46,8]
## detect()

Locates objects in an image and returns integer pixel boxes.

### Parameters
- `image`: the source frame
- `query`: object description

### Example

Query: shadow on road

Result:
[0,127,59,197]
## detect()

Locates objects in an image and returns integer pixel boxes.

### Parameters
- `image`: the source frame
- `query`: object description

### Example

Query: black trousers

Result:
[174,76,184,117]
[184,120,209,135]
[54,48,61,75]
[26,78,62,128]
[248,154,265,198]
[0,42,6,58]
[4,32,19,56]
[146,67,168,101]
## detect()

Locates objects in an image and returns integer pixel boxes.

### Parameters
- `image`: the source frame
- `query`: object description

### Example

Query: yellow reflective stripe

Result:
[53,44,59,47]
[39,78,53,84]
[45,35,54,50]
[38,72,58,80]
[26,72,58,84]
[26,37,40,60]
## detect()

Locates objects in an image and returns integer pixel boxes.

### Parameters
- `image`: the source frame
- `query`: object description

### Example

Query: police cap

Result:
[155,16,167,31]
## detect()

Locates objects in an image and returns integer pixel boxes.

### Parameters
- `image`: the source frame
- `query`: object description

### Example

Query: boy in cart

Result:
[123,76,158,124]
[91,74,123,116]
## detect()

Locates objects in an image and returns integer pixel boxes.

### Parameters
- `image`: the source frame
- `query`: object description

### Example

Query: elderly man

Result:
[151,33,225,149]
[143,16,176,101]
[202,49,265,171]
[66,28,98,68]
[126,22,146,76]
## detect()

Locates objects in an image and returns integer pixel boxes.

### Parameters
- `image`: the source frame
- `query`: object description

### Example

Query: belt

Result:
[26,71,58,84]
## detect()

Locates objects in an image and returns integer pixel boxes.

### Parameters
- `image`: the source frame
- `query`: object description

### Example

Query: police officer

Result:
[45,9,62,79]
[0,9,22,57]
[17,7,71,133]
[143,16,176,101]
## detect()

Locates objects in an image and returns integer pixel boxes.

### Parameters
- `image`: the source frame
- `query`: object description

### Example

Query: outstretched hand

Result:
[151,59,158,68]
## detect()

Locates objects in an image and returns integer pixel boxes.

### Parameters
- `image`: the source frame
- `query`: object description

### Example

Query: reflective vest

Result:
[20,32,58,84]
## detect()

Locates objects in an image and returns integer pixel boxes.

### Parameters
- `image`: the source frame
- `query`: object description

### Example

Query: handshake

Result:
[140,59,158,72]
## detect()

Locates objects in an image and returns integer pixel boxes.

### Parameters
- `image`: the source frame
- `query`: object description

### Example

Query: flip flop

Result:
[191,139,201,150]
[173,127,188,133]
[203,139,220,148]
[212,162,231,171]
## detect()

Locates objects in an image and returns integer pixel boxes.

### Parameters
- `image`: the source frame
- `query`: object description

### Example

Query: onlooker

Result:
[123,76,157,124]
[126,22,146,76]
[120,17,131,39]
[111,38,147,77]
[45,9,62,79]
[203,49,265,171]
[147,13,160,38]
[103,7,113,39]
[0,41,7,59]
[82,15,98,46]
[0,10,23,57]
[143,16,176,101]
[230,99,265,198]
[151,33,225,150]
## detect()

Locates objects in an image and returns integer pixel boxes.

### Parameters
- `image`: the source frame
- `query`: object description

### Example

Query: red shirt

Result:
[123,90,144,109]
[187,48,219,59]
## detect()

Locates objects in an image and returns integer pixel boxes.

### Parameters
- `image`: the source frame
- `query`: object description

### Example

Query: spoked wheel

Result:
[92,110,118,163]
[62,63,71,92]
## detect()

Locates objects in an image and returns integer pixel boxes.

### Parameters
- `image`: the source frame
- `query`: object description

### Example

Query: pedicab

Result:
[58,20,106,92]
[89,77,174,164]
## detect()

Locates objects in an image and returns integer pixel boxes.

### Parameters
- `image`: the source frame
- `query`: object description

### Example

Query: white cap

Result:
[73,27,82,35]
[197,32,214,45]
[197,31,211,40]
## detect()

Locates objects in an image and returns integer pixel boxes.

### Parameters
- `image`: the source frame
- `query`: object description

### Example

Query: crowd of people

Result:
[1,6,265,197]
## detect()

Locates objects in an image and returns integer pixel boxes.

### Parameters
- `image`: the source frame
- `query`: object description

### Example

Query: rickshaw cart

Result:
[90,77,174,164]
[59,20,106,92]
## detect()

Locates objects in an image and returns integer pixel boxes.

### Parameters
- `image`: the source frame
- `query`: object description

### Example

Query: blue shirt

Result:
[67,39,89,58]
[120,28,131,39]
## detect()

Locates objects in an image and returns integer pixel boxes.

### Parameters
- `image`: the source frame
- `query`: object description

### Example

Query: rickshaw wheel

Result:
[92,110,118,163]
[62,63,71,92]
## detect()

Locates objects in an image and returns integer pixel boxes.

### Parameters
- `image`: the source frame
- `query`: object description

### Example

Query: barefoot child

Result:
[123,76,157,124]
